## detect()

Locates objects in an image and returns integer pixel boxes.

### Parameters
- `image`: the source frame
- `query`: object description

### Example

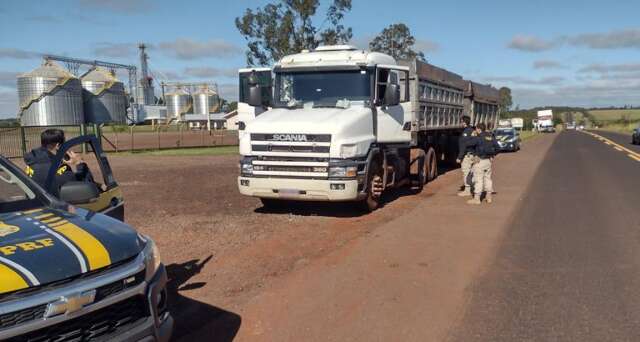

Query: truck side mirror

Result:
[59,181,100,205]
[248,85,263,107]
[383,83,400,106]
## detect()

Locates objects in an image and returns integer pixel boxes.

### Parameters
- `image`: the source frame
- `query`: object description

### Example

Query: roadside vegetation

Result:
[110,145,238,157]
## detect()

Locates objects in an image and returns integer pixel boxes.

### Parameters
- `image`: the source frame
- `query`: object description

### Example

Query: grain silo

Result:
[192,86,220,115]
[165,87,192,120]
[17,61,84,126]
[81,67,127,124]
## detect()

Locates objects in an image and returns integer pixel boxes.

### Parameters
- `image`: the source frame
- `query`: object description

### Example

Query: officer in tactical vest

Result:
[464,123,500,205]
[23,129,93,197]
[456,115,475,197]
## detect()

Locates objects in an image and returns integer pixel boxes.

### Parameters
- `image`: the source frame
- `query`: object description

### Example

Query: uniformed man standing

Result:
[465,123,500,205]
[456,115,475,197]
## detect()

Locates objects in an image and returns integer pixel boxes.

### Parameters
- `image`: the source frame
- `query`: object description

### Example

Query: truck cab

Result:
[238,45,412,211]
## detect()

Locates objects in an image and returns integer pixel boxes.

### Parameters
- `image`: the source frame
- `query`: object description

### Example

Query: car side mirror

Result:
[59,181,100,205]
[383,83,400,106]
[248,85,263,107]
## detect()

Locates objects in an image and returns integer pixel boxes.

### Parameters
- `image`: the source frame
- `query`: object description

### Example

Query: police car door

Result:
[375,66,412,143]
[45,135,124,221]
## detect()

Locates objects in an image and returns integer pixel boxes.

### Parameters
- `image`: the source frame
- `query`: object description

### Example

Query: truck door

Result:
[45,135,124,221]
[238,68,272,135]
[375,66,412,143]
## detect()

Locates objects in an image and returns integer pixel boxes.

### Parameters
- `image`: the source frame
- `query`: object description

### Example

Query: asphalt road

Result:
[450,130,640,341]
[594,129,640,155]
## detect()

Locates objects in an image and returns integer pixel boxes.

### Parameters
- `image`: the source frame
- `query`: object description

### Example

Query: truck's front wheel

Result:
[359,160,383,212]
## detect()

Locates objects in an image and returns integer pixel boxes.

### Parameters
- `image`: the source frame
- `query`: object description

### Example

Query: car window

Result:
[0,163,41,213]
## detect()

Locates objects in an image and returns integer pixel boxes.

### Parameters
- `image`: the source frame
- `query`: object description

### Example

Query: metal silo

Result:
[17,61,84,126]
[165,87,192,120]
[81,67,127,124]
[192,86,220,114]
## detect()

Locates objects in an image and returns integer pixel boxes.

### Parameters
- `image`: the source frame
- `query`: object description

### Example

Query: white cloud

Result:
[507,35,557,52]
[217,84,238,102]
[533,60,566,70]
[77,0,153,13]
[184,67,238,79]
[568,28,640,49]
[93,42,138,58]
[0,48,41,60]
[158,38,242,60]
[482,75,565,86]
[578,63,640,74]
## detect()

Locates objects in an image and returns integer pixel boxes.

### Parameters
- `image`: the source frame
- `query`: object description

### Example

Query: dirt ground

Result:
[105,133,555,341]
[108,154,432,341]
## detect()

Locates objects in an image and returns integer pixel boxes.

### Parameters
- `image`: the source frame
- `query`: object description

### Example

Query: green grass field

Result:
[110,145,239,157]
[519,130,539,142]
[588,109,640,122]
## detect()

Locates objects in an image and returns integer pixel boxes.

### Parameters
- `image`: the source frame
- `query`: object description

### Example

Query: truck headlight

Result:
[329,166,357,178]
[143,238,162,281]
[241,162,253,175]
[340,144,358,159]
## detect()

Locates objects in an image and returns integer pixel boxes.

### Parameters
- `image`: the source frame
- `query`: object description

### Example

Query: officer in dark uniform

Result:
[464,123,500,204]
[456,115,475,197]
[24,129,94,197]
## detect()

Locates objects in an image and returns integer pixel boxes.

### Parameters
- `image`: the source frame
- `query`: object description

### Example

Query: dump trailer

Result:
[237,45,499,211]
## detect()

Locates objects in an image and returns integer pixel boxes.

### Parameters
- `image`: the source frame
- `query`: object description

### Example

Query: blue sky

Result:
[1,0,639,118]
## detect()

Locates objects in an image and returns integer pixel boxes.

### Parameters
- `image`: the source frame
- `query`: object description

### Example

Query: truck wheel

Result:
[410,149,427,191]
[359,160,383,212]
[426,147,437,181]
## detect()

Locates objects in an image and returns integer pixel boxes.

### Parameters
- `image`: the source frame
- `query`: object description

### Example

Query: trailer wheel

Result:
[426,147,438,181]
[410,149,427,191]
[359,160,383,212]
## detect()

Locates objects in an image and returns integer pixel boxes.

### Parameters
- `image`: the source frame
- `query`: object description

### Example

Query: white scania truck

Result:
[237,45,499,211]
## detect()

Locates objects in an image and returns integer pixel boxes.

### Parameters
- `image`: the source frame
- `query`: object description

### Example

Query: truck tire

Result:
[426,147,437,181]
[410,148,427,192]
[359,159,383,212]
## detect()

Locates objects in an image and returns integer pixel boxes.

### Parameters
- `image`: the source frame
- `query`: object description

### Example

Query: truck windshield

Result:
[274,70,371,108]
[0,161,42,213]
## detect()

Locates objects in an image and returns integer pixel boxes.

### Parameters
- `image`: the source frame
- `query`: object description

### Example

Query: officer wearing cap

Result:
[464,123,500,205]
[456,115,475,197]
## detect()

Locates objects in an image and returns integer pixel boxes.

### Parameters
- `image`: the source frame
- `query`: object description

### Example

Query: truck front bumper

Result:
[238,176,363,202]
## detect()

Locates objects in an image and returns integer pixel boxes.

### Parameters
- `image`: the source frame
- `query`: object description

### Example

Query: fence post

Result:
[130,126,134,152]
[179,124,183,148]
[80,124,87,153]
[20,126,27,157]
[201,128,205,146]
[115,128,119,153]
[157,127,161,150]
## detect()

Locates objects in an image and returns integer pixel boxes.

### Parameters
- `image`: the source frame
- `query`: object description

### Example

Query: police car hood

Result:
[0,208,144,295]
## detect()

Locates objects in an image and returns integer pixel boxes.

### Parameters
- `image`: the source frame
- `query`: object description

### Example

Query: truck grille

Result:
[0,270,145,332]
[249,133,331,178]
[7,295,149,342]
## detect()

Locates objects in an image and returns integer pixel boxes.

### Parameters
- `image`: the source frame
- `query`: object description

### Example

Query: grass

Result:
[595,123,639,134]
[519,130,539,142]
[110,145,238,157]
[588,109,640,122]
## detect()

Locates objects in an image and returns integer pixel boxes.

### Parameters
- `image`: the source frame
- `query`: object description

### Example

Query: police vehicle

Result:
[494,127,521,152]
[632,125,640,145]
[0,137,173,341]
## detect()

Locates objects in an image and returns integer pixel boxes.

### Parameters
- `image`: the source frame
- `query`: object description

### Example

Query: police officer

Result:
[24,129,93,196]
[456,115,475,197]
[465,123,500,205]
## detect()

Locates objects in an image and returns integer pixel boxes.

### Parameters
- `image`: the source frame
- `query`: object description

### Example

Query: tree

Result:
[499,87,513,112]
[368,23,425,61]
[235,0,353,66]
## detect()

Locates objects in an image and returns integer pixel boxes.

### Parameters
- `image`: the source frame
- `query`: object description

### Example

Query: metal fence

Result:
[0,124,239,159]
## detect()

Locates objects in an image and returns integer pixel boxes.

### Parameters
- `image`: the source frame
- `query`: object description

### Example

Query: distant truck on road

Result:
[236,45,499,211]
[510,117,524,130]
[536,110,555,133]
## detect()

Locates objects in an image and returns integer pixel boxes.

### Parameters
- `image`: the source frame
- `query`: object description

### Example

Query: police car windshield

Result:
[273,70,371,108]
[496,130,515,136]
[0,161,42,213]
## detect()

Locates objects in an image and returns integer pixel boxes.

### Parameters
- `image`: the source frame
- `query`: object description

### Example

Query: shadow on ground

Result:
[166,256,241,342]
[255,165,459,217]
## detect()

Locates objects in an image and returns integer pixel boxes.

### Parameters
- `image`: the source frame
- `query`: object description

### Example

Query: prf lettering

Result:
[0,238,54,256]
